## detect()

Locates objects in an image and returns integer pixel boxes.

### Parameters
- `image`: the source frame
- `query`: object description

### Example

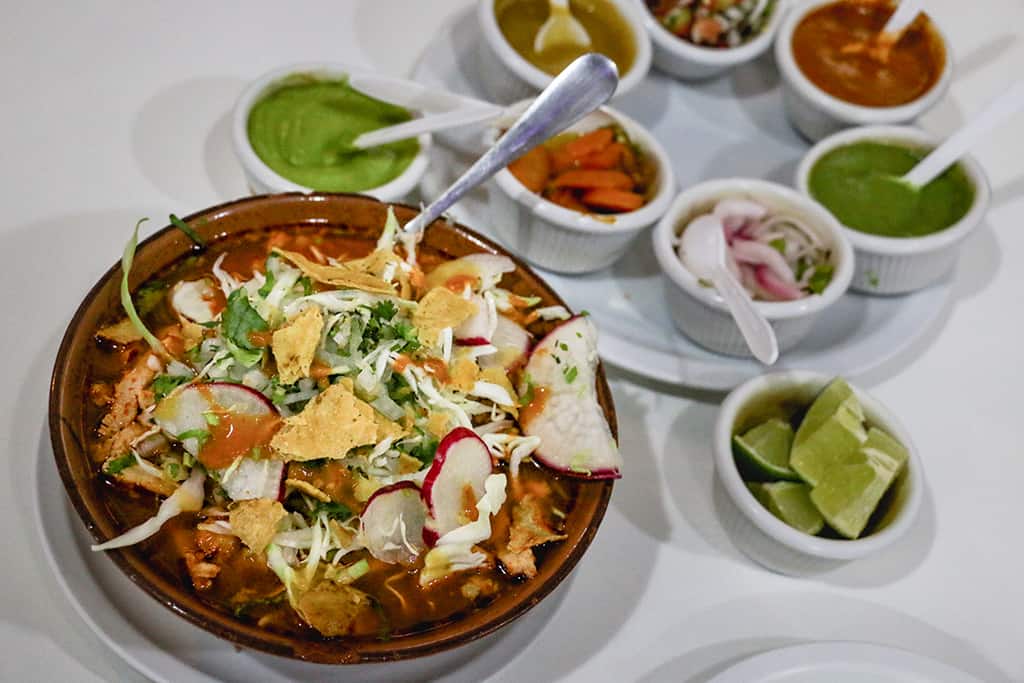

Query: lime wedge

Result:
[789,395,867,486]
[810,427,909,539]
[733,418,800,482]
[747,481,824,535]
[794,377,858,449]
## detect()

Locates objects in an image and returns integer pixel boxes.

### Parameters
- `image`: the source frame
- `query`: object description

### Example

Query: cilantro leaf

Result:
[563,366,578,383]
[314,500,353,522]
[151,374,189,401]
[258,266,276,298]
[807,264,835,295]
[769,238,787,255]
[222,289,268,352]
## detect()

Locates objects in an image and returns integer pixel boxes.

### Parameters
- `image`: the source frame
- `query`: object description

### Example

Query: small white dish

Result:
[475,0,653,104]
[643,0,786,81]
[232,62,431,203]
[774,0,953,142]
[652,179,853,358]
[707,642,982,683]
[713,370,923,576]
[486,101,676,274]
[796,125,991,294]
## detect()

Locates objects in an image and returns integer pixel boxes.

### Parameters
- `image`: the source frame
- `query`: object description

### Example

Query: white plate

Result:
[412,7,953,391]
[707,642,981,683]
[32,439,564,682]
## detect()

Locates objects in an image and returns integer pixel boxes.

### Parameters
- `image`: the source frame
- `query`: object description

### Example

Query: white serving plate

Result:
[412,6,952,390]
[706,642,981,683]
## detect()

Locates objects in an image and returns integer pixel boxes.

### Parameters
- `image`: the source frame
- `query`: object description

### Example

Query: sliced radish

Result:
[220,457,285,501]
[521,316,622,479]
[462,254,515,290]
[153,382,275,455]
[478,315,531,371]
[170,279,220,324]
[421,427,493,546]
[424,253,515,293]
[360,481,428,565]
[454,293,496,346]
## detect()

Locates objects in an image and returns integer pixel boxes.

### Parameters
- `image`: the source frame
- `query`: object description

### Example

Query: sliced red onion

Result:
[730,239,797,285]
[755,266,804,301]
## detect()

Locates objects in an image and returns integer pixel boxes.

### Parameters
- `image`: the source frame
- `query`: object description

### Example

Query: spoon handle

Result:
[352,104,502,149]
[401,53,619,235]
[711,266,780,365]
[904,79,1024,187]
[881,0,924,36]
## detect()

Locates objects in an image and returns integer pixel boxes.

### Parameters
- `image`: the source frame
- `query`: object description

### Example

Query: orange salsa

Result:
[791,0,945,108]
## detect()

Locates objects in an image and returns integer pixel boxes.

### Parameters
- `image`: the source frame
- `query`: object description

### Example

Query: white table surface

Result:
[2,1,1022,681]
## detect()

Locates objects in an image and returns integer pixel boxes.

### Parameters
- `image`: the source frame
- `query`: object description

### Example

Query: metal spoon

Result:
[682,215,779,365]
[400,53,619,236]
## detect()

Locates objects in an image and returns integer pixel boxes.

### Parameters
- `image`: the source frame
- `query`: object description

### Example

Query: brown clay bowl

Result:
[49,193,616,664]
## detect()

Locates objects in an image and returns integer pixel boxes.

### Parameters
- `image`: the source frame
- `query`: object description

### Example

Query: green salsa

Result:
[247,77,420,192]
[808,141,974,238]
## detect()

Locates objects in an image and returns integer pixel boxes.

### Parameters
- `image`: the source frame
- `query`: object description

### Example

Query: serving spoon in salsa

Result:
[400,53,619,237]
[534,0,592,54]
[867,78,1024,212]
[841,0,925,63]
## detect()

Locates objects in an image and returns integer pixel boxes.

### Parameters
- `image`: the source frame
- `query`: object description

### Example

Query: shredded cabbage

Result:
[92,468,205,551]
[120,219,168,357]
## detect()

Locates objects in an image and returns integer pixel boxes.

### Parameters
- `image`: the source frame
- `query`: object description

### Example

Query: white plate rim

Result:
[706,641,982,682]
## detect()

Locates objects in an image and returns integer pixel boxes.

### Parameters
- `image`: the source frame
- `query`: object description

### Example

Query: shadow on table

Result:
[631,593,1014,682]
[132,76,249,207]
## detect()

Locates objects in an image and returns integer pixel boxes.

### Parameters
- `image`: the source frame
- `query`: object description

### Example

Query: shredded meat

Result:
[89,382,113,406]
[182,529,240,590]
[498,494,568,579]
[460,575,499,600]
[98,354,156,436]
[184,552,221,590]
[100,422,147,463]
[107,457,177,497]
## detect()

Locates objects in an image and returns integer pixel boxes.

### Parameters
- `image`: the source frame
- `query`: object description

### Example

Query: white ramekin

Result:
[486,101,676,274]
[643,0,786,81]
[714,370,923,576]
[774,0,953,142]
[475,0,653,104]
[232,62,431,203]
[796,125,990,295]
[652,179,853,357]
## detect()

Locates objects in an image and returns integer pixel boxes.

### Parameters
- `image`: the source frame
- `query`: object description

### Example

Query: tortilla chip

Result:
[449,356,480,393]
[97,319,144,345]
[272,307,324,385]
[273,248,393,295]
[181,320,205,352]
[345,250,411,298]
[398,453,423,475]
[426,411,452,439]
[285,478,331,502]
[271,382,378,461]
[413,287,477,347]
[508,494,566,553]
[230,499,287,555]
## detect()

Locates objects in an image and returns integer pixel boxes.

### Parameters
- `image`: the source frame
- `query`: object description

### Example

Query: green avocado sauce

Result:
[247,77,419,192]
[808,141,974,238]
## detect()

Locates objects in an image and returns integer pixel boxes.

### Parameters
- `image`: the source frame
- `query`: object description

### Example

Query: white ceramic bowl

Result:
[652,179,853,357]
[642,0,786,81]
[774,0,953,142]
[232,63,431,203]
[714,370,923,575]
[475,0,653,104]
[487,101,676,274]
[796,125,991,295]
